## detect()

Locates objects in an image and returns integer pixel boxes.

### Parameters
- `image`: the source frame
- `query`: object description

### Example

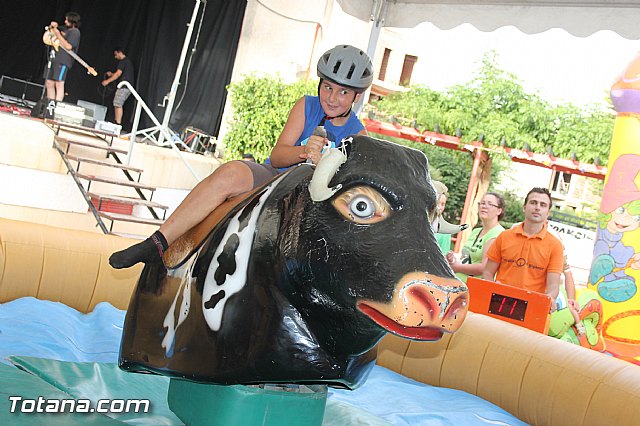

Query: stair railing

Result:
[117,81,201,182]
[52,140,110,234]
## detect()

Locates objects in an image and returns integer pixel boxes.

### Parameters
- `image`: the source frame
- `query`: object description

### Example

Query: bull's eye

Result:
[332,186,390,224]
[352,196,374,217]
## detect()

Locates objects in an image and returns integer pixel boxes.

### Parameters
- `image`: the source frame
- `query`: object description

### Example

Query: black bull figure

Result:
[120,135,469,389]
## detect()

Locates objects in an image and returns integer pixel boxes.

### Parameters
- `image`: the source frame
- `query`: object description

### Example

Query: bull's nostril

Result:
[407,286,438,323]
[357,273,468,339]
[444,296,469,325]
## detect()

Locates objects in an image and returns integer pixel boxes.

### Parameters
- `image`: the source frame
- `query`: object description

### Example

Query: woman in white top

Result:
[446,192,505,282]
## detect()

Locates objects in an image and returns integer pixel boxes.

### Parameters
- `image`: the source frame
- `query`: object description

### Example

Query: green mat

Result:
[0,361,123,425]
[1,357,389,425]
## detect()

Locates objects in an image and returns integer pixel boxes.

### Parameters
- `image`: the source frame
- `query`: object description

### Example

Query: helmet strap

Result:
[323,107,352,125]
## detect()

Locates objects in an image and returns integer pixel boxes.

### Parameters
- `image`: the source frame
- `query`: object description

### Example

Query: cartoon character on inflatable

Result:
[587,53,640,364]
[548,287,605,352]
[590,156,640,304]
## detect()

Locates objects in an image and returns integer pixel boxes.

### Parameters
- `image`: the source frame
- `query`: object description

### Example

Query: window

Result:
[400,55,417,86]
[379,48,391,81]
[551,171,572,195]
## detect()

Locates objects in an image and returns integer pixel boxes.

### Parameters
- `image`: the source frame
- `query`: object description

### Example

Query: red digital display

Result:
[488,293,528,321]
[467,277,551,334]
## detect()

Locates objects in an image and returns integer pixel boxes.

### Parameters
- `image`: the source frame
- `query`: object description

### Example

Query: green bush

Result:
[222,75,318,162]
[498,190,525,228]
[368,133,472,223]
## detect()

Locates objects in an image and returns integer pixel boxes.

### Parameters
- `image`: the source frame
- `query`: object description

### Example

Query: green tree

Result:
[223,75,317,162]
[221,56,613,228]
[371,52,615,164]
[499,190,525,228]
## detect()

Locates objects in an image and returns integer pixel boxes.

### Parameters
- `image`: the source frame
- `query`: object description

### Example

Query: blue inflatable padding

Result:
[0,297,124,364]
[0,298,525,425]
[329,367,527,426]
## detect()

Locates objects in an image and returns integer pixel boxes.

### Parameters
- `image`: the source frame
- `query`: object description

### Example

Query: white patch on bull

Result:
[400,278,468,321]
[316,237,330,262]
[162,254,198,355]
[201,173,288,332]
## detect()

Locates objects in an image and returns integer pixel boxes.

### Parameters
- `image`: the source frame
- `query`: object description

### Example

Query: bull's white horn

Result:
[309,147,347,202]
[437,215,469,234]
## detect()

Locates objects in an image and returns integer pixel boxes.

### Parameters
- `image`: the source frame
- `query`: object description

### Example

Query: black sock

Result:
[109,231,169,269]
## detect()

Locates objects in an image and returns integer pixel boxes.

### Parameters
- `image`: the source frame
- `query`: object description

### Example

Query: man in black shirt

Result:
[44,12,81,101]
[101,47,135,125]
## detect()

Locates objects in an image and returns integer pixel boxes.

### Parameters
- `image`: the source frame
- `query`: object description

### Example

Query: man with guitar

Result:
[43,12,81,101]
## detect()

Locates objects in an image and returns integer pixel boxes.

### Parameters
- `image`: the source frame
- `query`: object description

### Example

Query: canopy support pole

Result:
[355,0,387,115]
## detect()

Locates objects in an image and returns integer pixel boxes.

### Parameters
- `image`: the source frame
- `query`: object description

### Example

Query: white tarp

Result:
[548,220,597,285]
[337,0,640,39]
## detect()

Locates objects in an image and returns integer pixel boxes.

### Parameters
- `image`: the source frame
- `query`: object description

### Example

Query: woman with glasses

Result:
[446,192,505,282]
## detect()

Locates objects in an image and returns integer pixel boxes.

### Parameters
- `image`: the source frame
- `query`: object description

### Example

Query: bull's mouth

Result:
[357,302,444,341]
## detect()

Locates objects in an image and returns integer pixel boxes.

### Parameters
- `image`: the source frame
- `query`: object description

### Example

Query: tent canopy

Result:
[337,0,640,39]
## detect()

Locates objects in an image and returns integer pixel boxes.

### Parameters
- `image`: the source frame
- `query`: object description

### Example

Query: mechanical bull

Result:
[119,135,469,389]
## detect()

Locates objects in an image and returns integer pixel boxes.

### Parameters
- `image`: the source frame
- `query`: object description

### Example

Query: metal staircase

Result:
[47,119,168,235]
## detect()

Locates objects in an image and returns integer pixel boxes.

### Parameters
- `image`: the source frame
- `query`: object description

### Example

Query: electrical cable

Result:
[255,0,325,80]
[96,72,115,106]
[174,0,208,114]
[256,0,325,29]
[173,0,325,133]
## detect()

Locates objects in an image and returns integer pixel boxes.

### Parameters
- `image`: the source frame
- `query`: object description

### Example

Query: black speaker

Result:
[31,98,57,119]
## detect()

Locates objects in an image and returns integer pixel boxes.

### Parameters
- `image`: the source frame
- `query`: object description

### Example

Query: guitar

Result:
[42,28,97,77]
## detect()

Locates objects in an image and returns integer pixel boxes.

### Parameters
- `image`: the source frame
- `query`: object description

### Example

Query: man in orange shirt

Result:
[482,187,564,311]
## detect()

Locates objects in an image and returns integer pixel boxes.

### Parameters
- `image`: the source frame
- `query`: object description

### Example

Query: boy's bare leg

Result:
[109,161,254,269]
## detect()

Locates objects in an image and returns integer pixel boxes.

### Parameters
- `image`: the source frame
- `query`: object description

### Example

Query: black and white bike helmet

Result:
[317,45,373,93]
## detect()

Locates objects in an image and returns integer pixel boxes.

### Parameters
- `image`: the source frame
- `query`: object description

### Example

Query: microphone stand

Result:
[42,47,56,99]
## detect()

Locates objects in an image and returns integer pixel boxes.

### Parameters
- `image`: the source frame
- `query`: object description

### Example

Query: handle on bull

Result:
[305,126,329,165]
